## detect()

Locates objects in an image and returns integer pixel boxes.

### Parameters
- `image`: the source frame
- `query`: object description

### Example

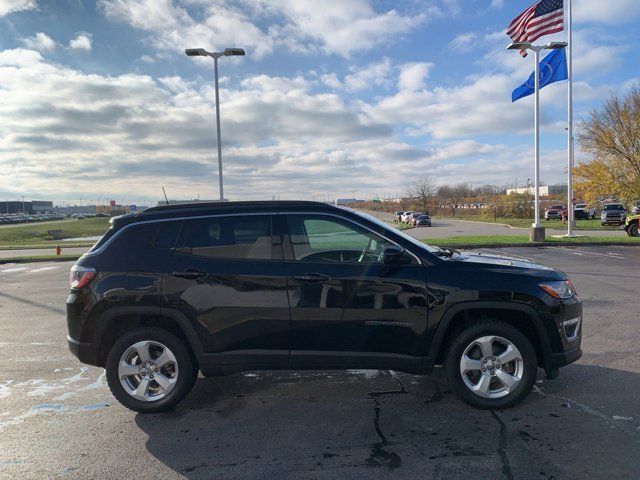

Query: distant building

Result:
[334,198,364,206]
[31,200,53,213]
[383,197,409,204]
[0,200,53,214]
[53,205,98,215]
[506,185,567,196]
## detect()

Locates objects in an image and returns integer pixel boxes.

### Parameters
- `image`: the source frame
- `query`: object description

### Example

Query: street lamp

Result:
[507,41,567,242]
[185,47,246,201]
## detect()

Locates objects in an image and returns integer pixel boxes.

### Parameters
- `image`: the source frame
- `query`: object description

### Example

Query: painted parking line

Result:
[0,266,29,274]
[27,265,61,273]
[0,264,61,275]
[553,248,626,258]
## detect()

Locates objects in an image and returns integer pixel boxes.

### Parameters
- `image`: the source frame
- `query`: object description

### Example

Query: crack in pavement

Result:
[365,371,408,470]
[491,410,514,480]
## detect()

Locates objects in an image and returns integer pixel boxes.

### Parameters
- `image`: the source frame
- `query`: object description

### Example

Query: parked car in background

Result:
[544,205,564,220]
[66,200,582,412]
[415,214,432,227]
[600,203,626,226]
[401,211,414,223]
[573,203,595,220]
[408,212,424,226]
[394,211,404,223]
[631,201,640,215]
[624,212,640,237]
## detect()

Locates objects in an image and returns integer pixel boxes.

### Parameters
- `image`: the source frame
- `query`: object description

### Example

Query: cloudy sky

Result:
[0,0,638,205]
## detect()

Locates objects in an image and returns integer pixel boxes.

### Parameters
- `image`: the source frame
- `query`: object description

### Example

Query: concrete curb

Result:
[0,255,81,264]
[439,241,639,249]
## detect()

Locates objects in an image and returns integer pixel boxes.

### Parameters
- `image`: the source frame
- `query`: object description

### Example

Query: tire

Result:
[106,327,198,413]
[445,320,537,410]
[628,222,639,237]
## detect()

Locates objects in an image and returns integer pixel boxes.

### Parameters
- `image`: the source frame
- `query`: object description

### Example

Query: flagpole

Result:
[566,0,575,236]
[533,47,541,232]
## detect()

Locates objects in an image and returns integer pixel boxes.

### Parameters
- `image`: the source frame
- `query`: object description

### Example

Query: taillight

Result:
[70,265,96,289]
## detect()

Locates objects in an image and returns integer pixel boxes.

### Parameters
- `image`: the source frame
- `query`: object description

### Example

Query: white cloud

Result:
[271,0,427,57]
[20,32,56,52]
[98,0,430,59]
[69,32,92,51]
[0,47,42,66]
[0,0,36,16]
[397,62,433,92]
[490,0,504,9]
[343,58,392,91]
[574,0,640,24]
[449,32,477,53]
[320,73,342,90]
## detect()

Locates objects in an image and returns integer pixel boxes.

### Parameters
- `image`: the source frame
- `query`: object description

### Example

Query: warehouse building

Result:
[0,200,53,214]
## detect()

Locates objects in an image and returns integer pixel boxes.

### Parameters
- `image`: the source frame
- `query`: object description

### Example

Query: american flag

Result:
[506,0,564,57]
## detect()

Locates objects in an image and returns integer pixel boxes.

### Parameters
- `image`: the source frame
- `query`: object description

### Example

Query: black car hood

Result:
[450,251,554,271]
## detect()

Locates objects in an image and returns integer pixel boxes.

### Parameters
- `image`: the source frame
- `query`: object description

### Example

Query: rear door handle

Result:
[171,270,207,279]
[292,273,331,283]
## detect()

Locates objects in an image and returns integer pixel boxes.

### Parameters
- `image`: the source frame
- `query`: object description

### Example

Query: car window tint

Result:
[287,215,395,263]
[107,223,160,253]
[177,216,274,260]
[153,221,181,250]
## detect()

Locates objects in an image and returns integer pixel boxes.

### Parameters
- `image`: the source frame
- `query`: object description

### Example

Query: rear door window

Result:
[176,215,279,260]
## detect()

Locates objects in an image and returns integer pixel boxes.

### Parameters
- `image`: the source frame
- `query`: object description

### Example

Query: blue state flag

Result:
[512,48,568,102]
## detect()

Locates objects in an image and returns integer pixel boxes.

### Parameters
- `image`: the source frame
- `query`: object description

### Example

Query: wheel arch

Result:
[426,301,553,371]
[95,307,204,367]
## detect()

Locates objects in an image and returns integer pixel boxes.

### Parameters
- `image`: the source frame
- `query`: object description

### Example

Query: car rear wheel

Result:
[445,320,537,409]
[628,222,639,237]
[106,327,197,413]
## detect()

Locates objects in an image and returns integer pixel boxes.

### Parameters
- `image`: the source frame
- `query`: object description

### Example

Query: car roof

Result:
[138,200,338,220]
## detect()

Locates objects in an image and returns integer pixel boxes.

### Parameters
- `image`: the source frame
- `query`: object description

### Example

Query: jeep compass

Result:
[66,201,582,412]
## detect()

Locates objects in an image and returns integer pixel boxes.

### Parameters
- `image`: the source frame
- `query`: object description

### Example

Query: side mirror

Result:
[382,245,409,265]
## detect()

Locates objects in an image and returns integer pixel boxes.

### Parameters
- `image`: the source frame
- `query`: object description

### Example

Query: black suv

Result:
[67,201,582,412]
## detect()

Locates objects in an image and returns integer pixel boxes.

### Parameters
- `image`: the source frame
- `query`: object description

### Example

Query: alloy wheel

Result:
[118,340,179,402]
[459,335,524,399]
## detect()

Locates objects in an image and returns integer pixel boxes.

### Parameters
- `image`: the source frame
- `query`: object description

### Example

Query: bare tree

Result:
[437,183,473,216]
[406,177,435,214]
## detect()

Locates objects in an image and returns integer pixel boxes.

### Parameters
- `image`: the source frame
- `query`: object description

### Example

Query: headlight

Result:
[539,280,577,299]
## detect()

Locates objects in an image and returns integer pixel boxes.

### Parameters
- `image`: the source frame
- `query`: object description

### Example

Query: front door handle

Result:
[292,273,331,284]
[171,270,207,279]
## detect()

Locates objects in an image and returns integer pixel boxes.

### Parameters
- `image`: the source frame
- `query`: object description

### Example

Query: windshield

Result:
[604,204,622,210]
[343,208,440,253]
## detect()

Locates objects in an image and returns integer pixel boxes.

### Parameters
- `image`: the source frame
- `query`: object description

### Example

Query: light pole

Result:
[507,41,567,242]
[185,47,245,201]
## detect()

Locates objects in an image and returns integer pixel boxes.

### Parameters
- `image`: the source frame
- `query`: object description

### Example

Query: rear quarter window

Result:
[103,221,181,255]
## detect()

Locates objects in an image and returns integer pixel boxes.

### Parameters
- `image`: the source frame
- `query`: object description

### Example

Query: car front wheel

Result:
[106,327,198,413]
[628,222,639,237]
[445,320,537,409]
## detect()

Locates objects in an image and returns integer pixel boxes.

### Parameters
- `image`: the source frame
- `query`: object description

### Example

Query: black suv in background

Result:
[67,201,582,412]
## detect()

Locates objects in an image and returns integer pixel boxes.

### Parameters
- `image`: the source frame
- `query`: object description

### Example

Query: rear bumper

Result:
[67,335,100,366]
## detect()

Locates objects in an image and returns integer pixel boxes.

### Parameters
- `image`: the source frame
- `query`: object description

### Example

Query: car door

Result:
[162,214,290,366]
[282,212,429,368]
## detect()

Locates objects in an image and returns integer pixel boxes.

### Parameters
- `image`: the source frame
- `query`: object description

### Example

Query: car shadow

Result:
[135,364,640,480]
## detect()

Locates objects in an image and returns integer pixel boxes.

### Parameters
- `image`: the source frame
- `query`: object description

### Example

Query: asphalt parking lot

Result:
[1,246,639,480]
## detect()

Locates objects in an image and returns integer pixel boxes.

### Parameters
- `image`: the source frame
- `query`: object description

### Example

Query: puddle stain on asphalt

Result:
[0,368,110,430]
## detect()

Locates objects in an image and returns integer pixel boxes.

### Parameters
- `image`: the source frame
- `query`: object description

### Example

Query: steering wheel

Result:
[357,238,372,263]
[358,238,383,263]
